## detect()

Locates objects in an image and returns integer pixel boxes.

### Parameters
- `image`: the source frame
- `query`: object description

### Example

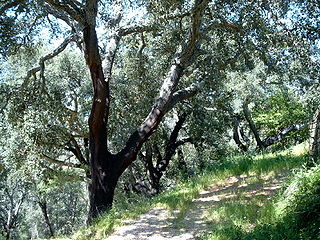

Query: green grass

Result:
[53,143,310,240]
[199,143,320,240]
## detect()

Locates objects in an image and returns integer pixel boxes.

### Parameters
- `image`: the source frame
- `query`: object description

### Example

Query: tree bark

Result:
[81,1,117,221]
[310,107,320,163]
[56,0,209,222]
[263,122,306,148]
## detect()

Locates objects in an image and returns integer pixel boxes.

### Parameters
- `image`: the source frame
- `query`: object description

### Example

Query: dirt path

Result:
[106,173,289,240]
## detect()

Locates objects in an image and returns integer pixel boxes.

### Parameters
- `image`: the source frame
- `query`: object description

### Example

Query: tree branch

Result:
[262,122,307,148]
[65,137,88,166]
[116,0,210,175]
[23,34,77,84]
[175,137,193,148]
[243,98,265,149]
[118,24,156,37]
[43,0,83,23]
[0,0,25,14]
[40,154,83,169]
[166,80,204,113]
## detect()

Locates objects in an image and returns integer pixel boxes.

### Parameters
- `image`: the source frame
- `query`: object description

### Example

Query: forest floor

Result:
[105,172,289,240]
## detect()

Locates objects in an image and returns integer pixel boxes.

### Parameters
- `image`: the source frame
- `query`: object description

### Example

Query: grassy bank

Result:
[200,143,320,240]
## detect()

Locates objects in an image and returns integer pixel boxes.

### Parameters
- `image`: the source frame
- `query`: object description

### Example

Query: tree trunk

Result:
[38,200,54,238]
[310,107,320,163]
[263,122,306,148]
[82,13,116,220]
[243,99,265,149]
[177,148,188,175]
[232,114,248,151]
[129,114,190,195]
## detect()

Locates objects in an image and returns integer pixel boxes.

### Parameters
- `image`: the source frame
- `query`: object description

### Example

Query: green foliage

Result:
[209,143,308,177]
[253,90,309,142]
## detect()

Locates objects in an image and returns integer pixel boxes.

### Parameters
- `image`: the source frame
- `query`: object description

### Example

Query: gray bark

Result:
[310,107,320,163]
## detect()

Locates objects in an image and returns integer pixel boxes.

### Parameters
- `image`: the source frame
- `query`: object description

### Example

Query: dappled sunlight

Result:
[106,171,290,239]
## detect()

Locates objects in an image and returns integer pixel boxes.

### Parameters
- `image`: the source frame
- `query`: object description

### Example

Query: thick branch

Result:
[44,0,83,23]
[166,80,204,113]
[116,0,210,175]
[262,122,307,148]
[41,154,83,169]
[65,138,88,166]
[102,35,121,79]
[175,137,193,148]
[157,113,188,172]
[118,24,156,37]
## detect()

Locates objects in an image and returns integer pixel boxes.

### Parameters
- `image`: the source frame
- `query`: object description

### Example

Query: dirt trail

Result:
[106,173,289,240]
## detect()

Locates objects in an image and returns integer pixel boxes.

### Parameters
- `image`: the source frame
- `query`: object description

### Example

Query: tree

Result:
[0,0,210,221]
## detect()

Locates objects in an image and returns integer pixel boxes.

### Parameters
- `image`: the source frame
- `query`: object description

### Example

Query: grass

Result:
[199,142,318,240]
[52,142,310,240]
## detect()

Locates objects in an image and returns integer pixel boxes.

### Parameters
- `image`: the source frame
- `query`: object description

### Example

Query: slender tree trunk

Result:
[130,114,190,195]
[310,107,320,163]
[38,200,54,237]
[232,114,248,151]
[177,148,188,175]
[243,99,265,149]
